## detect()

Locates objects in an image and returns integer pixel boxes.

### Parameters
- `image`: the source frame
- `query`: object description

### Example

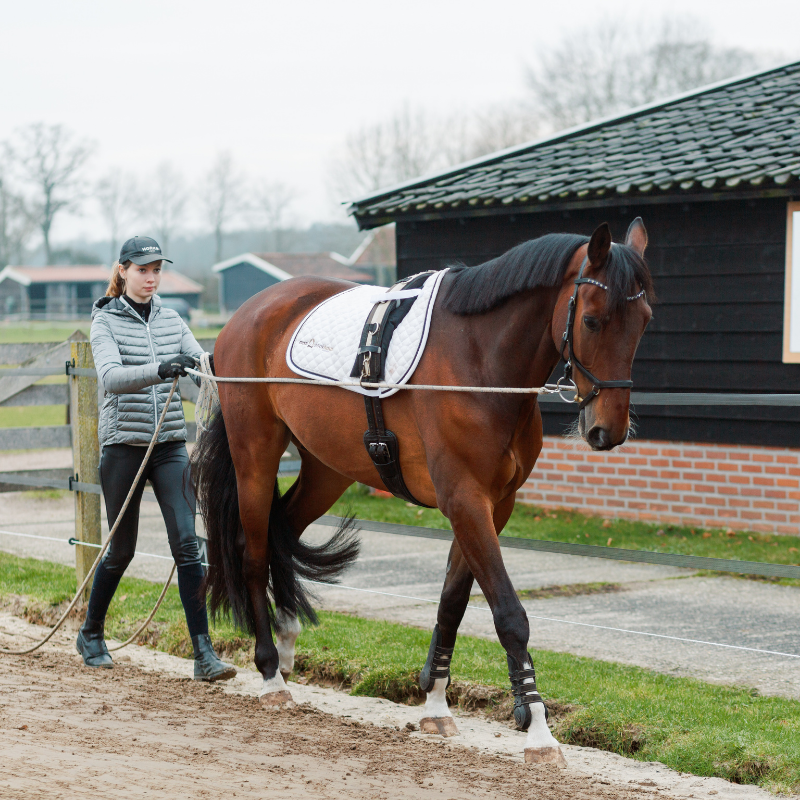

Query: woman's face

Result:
[120,260,162,304]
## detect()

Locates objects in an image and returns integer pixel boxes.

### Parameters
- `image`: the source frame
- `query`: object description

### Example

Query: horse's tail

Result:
[191,411,360,634]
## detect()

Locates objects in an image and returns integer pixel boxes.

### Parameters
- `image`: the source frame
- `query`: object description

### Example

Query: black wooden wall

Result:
[395,197,800,447]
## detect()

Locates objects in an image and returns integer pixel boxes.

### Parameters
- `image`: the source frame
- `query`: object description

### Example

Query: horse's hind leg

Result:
[274,448,354,680]
[227,413,293,706]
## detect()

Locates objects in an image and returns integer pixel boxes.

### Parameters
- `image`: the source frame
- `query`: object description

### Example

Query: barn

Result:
[349,60,800,534]
[213,252,373,314]
[0,265,203,319]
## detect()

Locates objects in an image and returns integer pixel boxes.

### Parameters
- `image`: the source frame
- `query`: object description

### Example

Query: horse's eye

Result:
[583,316,601,333]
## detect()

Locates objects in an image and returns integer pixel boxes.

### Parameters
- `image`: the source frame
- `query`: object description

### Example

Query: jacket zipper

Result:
[145,320,158,433]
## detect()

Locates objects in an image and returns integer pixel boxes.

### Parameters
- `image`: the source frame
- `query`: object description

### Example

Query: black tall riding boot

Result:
[76,616,113,669]
[191,634,237,682]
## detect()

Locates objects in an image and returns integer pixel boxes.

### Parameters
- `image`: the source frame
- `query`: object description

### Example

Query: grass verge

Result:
[0,322,220,343]
[0,401,196,428]
[0,549,798,792]
[292,482,800,585]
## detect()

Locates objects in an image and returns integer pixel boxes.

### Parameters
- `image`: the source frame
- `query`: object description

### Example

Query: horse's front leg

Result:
[419,496,517,736]
[443,488,566,766]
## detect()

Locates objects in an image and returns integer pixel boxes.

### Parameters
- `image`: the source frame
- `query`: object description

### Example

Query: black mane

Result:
[441,233,654,315]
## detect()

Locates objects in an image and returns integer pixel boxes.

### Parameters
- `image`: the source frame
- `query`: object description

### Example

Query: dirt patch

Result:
[472,582,625,603]
[0,646,661,800]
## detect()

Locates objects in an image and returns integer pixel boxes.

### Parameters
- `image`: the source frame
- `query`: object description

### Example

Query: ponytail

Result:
[106,261,129,297]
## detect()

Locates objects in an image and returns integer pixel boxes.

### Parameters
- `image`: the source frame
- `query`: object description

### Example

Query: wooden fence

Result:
[0,336,212,598]
[0,335,216,451]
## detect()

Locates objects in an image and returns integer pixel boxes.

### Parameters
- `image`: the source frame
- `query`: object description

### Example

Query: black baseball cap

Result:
[119,236,173,266]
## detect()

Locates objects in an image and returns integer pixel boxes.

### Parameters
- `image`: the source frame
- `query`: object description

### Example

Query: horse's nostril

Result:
[586,426,611,450]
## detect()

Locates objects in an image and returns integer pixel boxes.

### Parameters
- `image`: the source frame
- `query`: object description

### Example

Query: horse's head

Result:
[552,219,653,451]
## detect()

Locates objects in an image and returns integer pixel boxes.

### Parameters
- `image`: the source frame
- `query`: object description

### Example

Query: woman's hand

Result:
[158,355,197,379]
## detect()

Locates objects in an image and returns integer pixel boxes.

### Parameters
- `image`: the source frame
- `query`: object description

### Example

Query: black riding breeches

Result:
[86,441,208,637]
[99,441,201,574]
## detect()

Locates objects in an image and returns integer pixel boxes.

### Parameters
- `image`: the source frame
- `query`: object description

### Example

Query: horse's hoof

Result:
[280,669,291,682]
[259,690,295,709]
[419,716,459,737]
[524,746,567,767]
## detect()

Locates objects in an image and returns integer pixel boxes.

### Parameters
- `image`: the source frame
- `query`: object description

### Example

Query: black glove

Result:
[158,354,197,379]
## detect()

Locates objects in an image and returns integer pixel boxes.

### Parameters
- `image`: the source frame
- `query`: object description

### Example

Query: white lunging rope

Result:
[0,378,180,656]
[194,353,220,434]
[185,367,576,398]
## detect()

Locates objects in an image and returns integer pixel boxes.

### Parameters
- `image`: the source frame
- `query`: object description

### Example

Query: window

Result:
[783,202,800,363]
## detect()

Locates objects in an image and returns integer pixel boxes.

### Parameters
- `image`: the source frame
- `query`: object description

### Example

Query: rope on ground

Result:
[107,563,176,652]
[0,378,180,656]
[302,580,800,660]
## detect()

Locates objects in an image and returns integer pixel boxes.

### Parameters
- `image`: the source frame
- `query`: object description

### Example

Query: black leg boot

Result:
[192,634,237,682]
[76,616,113,668]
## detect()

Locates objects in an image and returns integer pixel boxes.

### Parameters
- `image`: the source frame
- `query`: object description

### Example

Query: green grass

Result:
[1,549,798,792]
[0,322,220,343]
[0,401,196,429]
[290,482,800,577]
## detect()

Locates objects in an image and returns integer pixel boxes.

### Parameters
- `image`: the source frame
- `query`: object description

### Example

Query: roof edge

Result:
[0,266,32,287]
[211,253,294,281]
[348,57,800,215]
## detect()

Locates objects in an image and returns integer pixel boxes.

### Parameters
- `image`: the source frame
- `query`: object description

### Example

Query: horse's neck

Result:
[463,288,562,390]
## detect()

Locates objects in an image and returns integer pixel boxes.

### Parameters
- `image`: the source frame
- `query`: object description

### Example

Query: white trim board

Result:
[211,253,293,281]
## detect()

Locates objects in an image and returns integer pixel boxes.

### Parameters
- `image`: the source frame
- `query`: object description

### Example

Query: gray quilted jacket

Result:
[90,295,204,447]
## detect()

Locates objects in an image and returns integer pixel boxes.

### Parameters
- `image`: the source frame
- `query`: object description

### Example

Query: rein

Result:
[559,256,646,409]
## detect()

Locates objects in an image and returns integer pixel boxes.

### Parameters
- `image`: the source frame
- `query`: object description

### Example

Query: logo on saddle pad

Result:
[298,337,333,352]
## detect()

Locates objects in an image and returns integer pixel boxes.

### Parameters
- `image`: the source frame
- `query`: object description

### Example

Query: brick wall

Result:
[517,438,800,535]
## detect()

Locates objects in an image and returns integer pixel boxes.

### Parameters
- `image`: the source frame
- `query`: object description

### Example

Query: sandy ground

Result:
[0,612,785,800]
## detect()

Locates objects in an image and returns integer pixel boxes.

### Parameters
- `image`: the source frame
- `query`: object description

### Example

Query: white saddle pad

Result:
[286,270,447,398]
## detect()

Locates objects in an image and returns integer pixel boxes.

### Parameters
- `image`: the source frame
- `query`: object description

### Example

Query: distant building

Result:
[212,252,374,314]
[346,224,396,286]
[0,265,202,319]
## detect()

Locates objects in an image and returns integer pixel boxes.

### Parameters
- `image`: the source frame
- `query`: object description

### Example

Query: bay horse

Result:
[192,219,653,764]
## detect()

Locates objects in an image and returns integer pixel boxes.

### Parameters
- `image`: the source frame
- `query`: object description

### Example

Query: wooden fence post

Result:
[71,341,101,601]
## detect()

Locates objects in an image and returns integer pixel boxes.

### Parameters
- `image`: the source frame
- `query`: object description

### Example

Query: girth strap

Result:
[359,272,435,508]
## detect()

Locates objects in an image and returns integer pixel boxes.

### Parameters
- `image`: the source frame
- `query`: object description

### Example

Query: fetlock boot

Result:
[76,616,113,668]
[192,634,237,682]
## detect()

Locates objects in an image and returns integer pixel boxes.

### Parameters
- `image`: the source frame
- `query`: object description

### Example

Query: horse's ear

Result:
[587,222,612,266]
[625,217,648,256]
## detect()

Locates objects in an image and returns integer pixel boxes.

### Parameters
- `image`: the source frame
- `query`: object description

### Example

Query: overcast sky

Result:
[2,0,798,243]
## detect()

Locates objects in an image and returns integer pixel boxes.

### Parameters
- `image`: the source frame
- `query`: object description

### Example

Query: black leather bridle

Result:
[559,256,647,409]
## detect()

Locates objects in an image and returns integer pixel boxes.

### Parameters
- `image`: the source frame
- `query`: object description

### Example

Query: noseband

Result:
[559,256,646,410]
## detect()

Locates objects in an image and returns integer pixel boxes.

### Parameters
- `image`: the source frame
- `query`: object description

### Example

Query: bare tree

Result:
[0,167,36,269]
[253,181,296,251]
[331,103,541,203]
[0,168,36,269]
[526,16,762,131]
[138,161,188,254]
[329,105,443,199]
[201,152,247,263]
[96,168,136,264]
[6,123,94,263]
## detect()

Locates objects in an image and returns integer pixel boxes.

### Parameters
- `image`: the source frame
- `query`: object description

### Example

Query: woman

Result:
[76,235,236,682]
